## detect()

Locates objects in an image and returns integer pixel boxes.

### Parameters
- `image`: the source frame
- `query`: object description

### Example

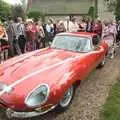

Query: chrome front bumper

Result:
[6,105,56,118]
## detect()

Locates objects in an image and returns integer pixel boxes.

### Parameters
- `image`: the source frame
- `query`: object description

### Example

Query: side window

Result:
[92,36,100,46]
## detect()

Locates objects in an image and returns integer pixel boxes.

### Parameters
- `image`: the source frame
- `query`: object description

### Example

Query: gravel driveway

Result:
[0,48,120,120]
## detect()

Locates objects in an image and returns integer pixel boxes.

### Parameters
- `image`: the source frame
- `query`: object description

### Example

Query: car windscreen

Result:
[51,35,92,52]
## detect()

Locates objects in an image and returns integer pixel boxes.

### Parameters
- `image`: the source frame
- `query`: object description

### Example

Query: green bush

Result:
[115,0,120,21]
[11,5,25,20]
[88,6,96,20]
[100,82,120,120]
[107,0,120,21]
[0,0,11,21]
[27,10,45,20]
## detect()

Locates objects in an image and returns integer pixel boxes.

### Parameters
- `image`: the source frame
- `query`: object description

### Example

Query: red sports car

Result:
[0,32,108,118]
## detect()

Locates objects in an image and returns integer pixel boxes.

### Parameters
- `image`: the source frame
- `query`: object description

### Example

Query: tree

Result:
[107,0,120,21]
[11,5,25,20]
[106,0,116,12]
[21,0,28,13]
[27,10,45,22]
[0,0,11,21]
[114,0,120,21]
[88,7,96,20]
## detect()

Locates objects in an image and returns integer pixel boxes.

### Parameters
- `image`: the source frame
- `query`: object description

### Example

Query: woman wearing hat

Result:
[0,23,9,62]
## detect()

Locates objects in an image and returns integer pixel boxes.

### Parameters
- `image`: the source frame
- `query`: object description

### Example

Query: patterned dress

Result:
[0,25,9,61]
[102,24,116,57]
[26,24,37,52]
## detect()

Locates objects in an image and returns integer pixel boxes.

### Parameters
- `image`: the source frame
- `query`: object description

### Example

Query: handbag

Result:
[1,39,9,46]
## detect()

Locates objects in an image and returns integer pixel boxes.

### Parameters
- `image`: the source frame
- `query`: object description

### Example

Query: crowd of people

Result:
[0,16,120,63]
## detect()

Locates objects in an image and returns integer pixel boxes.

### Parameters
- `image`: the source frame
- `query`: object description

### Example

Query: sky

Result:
[3,0,22,5]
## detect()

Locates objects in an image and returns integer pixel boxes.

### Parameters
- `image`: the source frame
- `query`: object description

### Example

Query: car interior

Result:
[92,35,101,49]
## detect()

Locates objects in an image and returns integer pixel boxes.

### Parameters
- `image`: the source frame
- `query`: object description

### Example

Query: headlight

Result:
[0,82,13,94]
[0,82,7,91]
[25,84,50,107]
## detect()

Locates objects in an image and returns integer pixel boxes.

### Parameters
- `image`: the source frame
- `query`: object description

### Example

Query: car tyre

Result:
[97,57,106,68]
[55,85,75,112]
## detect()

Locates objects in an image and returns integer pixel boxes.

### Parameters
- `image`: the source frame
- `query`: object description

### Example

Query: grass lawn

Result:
[100,82,120,120]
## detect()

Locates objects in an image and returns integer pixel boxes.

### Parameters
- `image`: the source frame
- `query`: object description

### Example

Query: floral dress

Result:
[0,25,9,61]
[26,24,37,52]
[102,25,115,58]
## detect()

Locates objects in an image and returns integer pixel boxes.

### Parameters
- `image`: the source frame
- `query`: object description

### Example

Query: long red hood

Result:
[1,48,85,85]
[0,48,91,110]
[0,48,88,110]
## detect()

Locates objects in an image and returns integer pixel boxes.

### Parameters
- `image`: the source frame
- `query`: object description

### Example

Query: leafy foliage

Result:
[11,5,25,20]
[114,0,120,21]
[100,81,120,120]
[107,0,120,21]
[88,7,96,20]
[21,0,28,12]
[106,0,116,12]
[0,0,11,21]
[27,10,45,21]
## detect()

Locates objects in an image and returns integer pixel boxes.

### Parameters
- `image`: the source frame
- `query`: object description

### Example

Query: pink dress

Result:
[26,24,37,52]
[102,25,115,56]
[102,25,114,47]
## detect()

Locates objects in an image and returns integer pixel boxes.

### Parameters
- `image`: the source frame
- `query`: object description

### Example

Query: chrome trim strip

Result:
[6,105,56,118]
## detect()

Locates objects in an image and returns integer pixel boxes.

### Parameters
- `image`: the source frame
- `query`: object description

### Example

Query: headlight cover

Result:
[0,82,7,91]
[25,84,50,107]
[0,82,13,94]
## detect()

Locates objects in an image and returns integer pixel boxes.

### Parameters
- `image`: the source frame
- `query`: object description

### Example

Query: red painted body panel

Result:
[0,32,109,112]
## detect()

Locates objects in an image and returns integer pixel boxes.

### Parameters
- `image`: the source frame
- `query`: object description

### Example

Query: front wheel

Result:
[56,85,75,111]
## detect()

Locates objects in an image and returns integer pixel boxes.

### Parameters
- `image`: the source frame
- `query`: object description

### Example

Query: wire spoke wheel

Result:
[59,85,74,108]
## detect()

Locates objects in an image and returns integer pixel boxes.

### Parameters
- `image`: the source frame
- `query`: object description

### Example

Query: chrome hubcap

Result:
[60,86,73,107]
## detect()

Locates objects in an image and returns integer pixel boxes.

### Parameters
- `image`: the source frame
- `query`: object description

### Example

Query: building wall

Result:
[28,0,95,15]
[28,0,114,20]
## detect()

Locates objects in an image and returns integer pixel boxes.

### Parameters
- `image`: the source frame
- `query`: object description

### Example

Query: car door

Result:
[89,35,105,68]
[72,35,106,81]
[72,36,102,80]
[78,35,105,78]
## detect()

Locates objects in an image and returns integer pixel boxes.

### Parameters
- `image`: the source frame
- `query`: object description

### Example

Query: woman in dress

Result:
[25,19,37,52]
[102,20,115,59]
[0,24,9,62]
[36,21,45,49]
[92,19,102,38]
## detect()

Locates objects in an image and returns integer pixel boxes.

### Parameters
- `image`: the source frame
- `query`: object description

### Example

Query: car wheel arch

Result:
[55,79,81,112]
